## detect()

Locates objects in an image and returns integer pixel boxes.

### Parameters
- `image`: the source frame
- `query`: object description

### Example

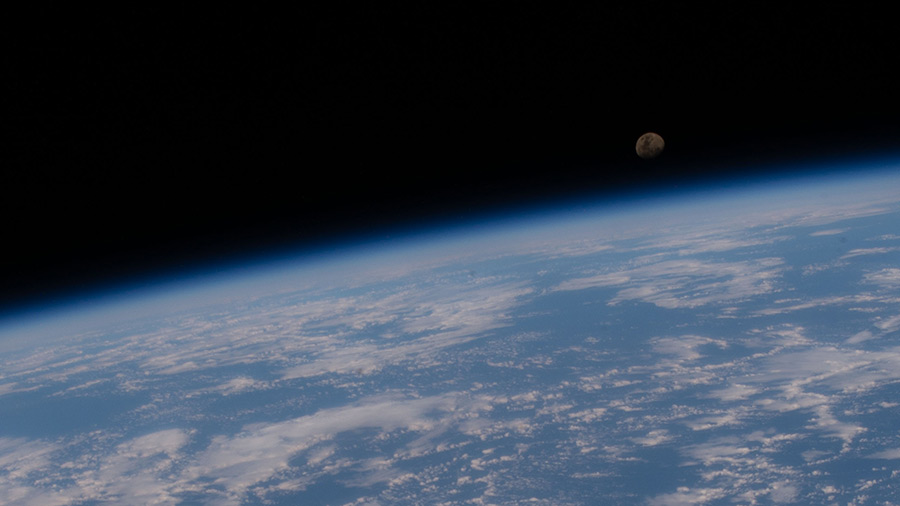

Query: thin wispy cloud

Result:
[840,246,900,259]
[554,258,785,309]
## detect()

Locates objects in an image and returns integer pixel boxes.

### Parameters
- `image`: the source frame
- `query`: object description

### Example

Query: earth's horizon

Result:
[3,165,900,504]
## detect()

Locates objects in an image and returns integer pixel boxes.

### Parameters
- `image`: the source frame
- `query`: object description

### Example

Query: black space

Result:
[3,5,900,313]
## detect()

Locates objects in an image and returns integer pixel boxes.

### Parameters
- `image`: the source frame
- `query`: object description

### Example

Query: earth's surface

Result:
[4,166,900,505]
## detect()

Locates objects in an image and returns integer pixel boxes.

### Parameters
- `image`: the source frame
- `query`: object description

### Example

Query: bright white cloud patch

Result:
[810,228,848,236]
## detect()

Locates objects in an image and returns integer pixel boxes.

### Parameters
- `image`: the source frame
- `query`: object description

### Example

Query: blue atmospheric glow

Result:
[3,160,900,348]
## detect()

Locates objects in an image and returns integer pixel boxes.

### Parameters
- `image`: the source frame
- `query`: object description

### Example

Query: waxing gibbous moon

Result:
[635,132,665,159]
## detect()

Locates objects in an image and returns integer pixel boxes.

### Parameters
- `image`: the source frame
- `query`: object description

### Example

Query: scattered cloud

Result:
[554,258,785,309]
[181,394,465,503]
[864,268,900,288]
[756,295,881,316]
[871,233,900,241]
[648,486,726,506]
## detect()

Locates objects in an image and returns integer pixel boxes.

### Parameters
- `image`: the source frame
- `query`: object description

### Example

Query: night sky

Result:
[4,5,900,313]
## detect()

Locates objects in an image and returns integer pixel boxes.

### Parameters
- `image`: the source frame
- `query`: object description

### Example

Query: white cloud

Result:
[874,314,900,333]
[155,361,201,375]
[807,406,865,443]
[840,247,900,259]
[685,411,744,431]
[54,429,196,505]
[768,481,799,503]
[0,382,41,397]
[117,429,190,460]
[846,330,875,344]
[631,430,671,447]
[0,437,59,482]
[0,438,70,506]
[567,408,607,423]
[554,258,784,309]
[648,486,726,506]
[551,273,632,292]
[282,283,532,379]
[707,383,758,401]
[683,439,752,465]
[756,295,882,316]
[869,448,900,459]
[180,393,470,503]
[212,377,269,395]
[670,236,785,256]
[810,228,848,236]
[652,335,727,363]
[0,392,497,505]
[864,268,900,288]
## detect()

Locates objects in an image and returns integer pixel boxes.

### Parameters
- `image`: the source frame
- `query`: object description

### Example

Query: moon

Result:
[635,132,665,159]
